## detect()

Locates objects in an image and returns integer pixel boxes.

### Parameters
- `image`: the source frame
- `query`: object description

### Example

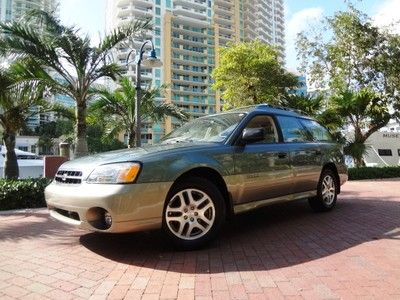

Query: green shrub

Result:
[349,166,400,180]
[0,178,51,211]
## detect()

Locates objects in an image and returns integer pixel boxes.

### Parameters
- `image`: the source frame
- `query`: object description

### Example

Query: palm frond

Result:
[89,63,123,83]
[150,102,188,123]
[97,19,152,54]
[23,9,65,36]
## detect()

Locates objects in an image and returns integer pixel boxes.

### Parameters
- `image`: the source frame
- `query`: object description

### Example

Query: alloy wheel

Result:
[165,188,215,240]
[322,175,336,206]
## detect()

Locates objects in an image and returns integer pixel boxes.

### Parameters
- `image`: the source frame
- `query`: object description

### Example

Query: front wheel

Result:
[163,177,225,249]
[309,169,338,212]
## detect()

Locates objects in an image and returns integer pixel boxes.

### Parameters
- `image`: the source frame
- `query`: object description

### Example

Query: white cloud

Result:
[285,7,324,72]
[373,0,400,33]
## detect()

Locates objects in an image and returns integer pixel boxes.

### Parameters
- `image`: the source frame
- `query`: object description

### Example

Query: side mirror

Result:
[241,128,265,144]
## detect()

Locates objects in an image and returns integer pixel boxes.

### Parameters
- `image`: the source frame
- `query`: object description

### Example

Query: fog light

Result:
[104,212,112,227]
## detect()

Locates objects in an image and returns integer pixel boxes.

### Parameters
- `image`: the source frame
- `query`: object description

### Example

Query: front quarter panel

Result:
[136,144,235,184]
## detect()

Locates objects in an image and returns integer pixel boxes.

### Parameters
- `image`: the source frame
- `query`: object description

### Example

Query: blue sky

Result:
[59,0,400,71]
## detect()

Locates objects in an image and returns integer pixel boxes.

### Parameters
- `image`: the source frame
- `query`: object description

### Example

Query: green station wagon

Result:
[45,104,348,248]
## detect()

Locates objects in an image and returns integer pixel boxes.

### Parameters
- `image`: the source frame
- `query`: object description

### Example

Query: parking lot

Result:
[0,179,399,299]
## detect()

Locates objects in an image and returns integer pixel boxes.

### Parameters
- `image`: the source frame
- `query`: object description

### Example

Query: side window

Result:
[276,116,310,143]
[244,115,278,144]
[300,119,333,142]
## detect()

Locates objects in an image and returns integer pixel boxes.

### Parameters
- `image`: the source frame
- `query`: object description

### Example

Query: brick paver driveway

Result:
[0,180,399,300]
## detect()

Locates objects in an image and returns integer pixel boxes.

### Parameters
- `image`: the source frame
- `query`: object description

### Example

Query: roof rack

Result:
[255,104,309,116]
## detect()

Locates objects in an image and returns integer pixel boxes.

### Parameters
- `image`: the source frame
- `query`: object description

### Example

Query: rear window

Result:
[300,119,333,142]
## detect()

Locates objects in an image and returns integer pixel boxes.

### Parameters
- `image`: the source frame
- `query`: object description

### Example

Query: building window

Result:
[18,146,28,152]
[155,17,161,26]
[378,149,393,156]
[155,7,161,15]
[398,149,400,156]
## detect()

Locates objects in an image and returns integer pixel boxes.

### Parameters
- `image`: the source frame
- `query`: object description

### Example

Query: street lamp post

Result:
[126,40,162,148]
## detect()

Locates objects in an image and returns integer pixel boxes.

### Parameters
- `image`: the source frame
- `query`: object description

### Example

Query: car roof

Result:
[227,104,311,118]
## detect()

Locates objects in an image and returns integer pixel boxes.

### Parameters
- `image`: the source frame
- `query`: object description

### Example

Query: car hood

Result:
[58,142,219,177]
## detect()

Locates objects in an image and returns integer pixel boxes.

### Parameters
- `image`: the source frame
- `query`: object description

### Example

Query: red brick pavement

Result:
[0,180,399,299]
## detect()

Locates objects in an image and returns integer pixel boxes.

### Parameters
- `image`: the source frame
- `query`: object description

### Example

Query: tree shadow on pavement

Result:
[79,195,400,273]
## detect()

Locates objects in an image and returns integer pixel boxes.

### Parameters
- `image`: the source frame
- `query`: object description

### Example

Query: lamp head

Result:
[142,49,163,68]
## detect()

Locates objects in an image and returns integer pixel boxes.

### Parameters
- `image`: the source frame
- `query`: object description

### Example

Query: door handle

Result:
[277,152,287,159]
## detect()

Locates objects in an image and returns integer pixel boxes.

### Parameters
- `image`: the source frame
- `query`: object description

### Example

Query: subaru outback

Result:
[45,104,348,248]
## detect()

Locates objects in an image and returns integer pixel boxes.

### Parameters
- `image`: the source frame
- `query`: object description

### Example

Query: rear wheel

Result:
[309,169,338,212]
[163,177,225,249]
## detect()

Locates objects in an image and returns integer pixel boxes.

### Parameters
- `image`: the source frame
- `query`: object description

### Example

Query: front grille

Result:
[55,170,83,184]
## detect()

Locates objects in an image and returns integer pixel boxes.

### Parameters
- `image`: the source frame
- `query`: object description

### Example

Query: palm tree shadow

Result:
[80,196,400,273]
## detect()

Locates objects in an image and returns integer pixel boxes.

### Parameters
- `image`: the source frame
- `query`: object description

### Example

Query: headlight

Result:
[86,162,141,184]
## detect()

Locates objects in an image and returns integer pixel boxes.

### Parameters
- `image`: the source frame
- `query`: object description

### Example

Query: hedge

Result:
[0,178,51,211]
[348,166,400,180]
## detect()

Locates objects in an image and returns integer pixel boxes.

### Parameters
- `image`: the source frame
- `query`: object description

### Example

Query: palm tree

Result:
[280,94,324,116]
[0,10,151,157]
[0,64,45,179]
[331,89,391,167]
[90,77,188,148]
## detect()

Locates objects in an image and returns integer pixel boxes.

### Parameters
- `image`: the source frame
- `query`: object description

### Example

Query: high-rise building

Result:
[0,1,66,130]
[107,0,285,144]
[0,0,58,22]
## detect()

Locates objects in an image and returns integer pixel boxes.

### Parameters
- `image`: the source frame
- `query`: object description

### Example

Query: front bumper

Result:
[45,181,173,233]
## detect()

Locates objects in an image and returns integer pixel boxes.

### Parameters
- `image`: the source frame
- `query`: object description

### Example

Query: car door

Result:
[233,114,294,204]
[275,115,322,194]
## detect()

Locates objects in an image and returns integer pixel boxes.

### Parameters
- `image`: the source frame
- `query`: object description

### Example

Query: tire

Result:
[162,176,226,250]
[309,168,338,212]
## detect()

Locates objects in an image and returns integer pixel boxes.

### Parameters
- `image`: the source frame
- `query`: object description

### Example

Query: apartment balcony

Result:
[172,56,209,67]
[173,15,211,27]
[172,77,208,86]
[117,0,131,7]
[171,66,208,76]
[172,45,208,57]
[218,25,234,35]
[172,36,207,47]
[173,5,207,21]
[174,0,207,11]
[214,5,233,17]
[172,25,209,38]
[171,87,208,96]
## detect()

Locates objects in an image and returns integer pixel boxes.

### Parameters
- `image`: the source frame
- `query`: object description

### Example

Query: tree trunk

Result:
[353,130,367,168]
[3,132,19,179]
[74,101,88,158]
[128,124,136,148]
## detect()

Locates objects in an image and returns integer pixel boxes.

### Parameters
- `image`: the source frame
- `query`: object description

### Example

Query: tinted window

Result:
[244,115,278,144]
[276,116,310,143]
[300,119,333,142]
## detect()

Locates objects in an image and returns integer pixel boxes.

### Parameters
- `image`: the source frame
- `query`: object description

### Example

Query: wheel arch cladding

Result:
[166,167,233,216]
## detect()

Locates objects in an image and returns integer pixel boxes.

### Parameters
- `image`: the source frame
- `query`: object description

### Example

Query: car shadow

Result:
[79,195,400,273]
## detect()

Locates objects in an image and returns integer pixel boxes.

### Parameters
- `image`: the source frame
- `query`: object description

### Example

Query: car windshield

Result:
[161,112,246,144]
